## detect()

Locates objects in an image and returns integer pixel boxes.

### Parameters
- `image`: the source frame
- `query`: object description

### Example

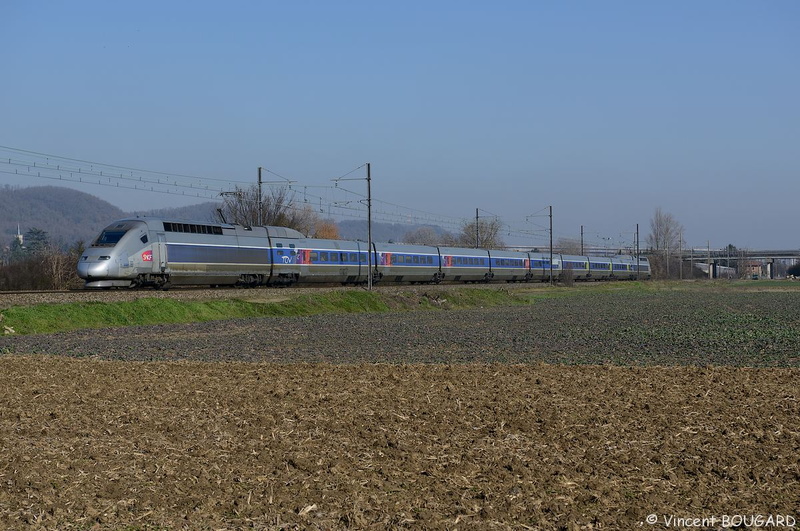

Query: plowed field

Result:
[1,287,798,529]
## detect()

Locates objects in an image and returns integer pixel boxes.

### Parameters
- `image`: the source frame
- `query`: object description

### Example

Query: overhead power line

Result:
[0,145,606,245]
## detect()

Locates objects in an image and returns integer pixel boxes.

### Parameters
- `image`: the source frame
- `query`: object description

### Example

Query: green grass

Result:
[2,280,799,336]
[0,287,534,335]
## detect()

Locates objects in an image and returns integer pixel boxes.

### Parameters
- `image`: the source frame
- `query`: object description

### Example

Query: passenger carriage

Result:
[282,238,368,284]
[528,252,553,282]
[438,247,492,283]
[488,250,532,282]
[588,256,613,280]
[373,243,442,284]
[559,255,590,280]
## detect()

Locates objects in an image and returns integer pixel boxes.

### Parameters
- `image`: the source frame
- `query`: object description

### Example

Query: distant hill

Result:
[0,185,219,249]
[0,185,125,247]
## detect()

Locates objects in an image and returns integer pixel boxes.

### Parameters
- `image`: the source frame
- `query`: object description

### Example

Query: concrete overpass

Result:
[681,248,799,279]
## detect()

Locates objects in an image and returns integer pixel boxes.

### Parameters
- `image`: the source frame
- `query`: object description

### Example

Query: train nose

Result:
[76,257,112,279]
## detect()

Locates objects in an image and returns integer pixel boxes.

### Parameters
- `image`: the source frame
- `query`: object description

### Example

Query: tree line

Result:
[0,228,85,290]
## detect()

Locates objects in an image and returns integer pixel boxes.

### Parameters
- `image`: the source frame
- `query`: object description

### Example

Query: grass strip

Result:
[0,288,534,335]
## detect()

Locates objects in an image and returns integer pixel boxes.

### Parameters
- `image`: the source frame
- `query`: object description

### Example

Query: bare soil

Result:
[1,358,798,530]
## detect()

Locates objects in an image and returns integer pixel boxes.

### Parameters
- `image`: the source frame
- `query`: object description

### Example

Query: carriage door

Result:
[152,232,167,273]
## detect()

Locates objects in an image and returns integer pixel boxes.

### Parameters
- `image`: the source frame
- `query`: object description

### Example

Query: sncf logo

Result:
[142,250,153,262]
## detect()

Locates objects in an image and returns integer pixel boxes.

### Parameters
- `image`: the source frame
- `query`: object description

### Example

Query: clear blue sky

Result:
[1,1,798,249]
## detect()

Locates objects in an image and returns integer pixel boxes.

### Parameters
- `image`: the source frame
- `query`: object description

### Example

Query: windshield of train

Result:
[93,229,128,247]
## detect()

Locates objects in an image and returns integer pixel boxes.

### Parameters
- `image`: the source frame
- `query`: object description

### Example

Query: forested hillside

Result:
[0,186,125,247]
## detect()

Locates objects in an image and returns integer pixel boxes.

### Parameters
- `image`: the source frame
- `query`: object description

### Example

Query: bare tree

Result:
[215,185,320,235]
[557,237,581,254]
[647,207,684,279]
[451,218,506,249]
[403,226,444,246]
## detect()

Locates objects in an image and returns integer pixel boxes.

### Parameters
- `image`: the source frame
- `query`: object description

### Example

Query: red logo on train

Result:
[142,250,153,262]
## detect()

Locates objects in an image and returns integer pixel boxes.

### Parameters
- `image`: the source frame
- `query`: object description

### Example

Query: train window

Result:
[340,253,348,262]
[310,251,319,261]
[289,244,295,248]
[163,222,224,235]
[276,243,283,248]
[350,253,358,262]
[320,252,329,262]
[140,235,148,244]
[329,253,338,263]
[413,255,419,264]
[428,256,433,264]
[94,230,127,247]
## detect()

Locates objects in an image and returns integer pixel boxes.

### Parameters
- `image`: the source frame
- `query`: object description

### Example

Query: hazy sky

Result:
[1,1,798,250]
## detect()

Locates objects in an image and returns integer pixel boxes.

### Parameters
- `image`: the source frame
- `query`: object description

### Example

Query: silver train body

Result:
[77,217,651,289]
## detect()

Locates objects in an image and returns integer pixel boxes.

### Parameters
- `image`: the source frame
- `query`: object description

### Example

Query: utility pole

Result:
[679,229,683,280]
[635,223,640,280]
[549,206,553,285]
[580,225,584,255]
[331,163,372,289]
[367,162,372,291]
[257,166,263,226]
[476,208,480,248]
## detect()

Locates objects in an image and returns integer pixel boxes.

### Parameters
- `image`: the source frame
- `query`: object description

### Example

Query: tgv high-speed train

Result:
[77,217,651,289]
